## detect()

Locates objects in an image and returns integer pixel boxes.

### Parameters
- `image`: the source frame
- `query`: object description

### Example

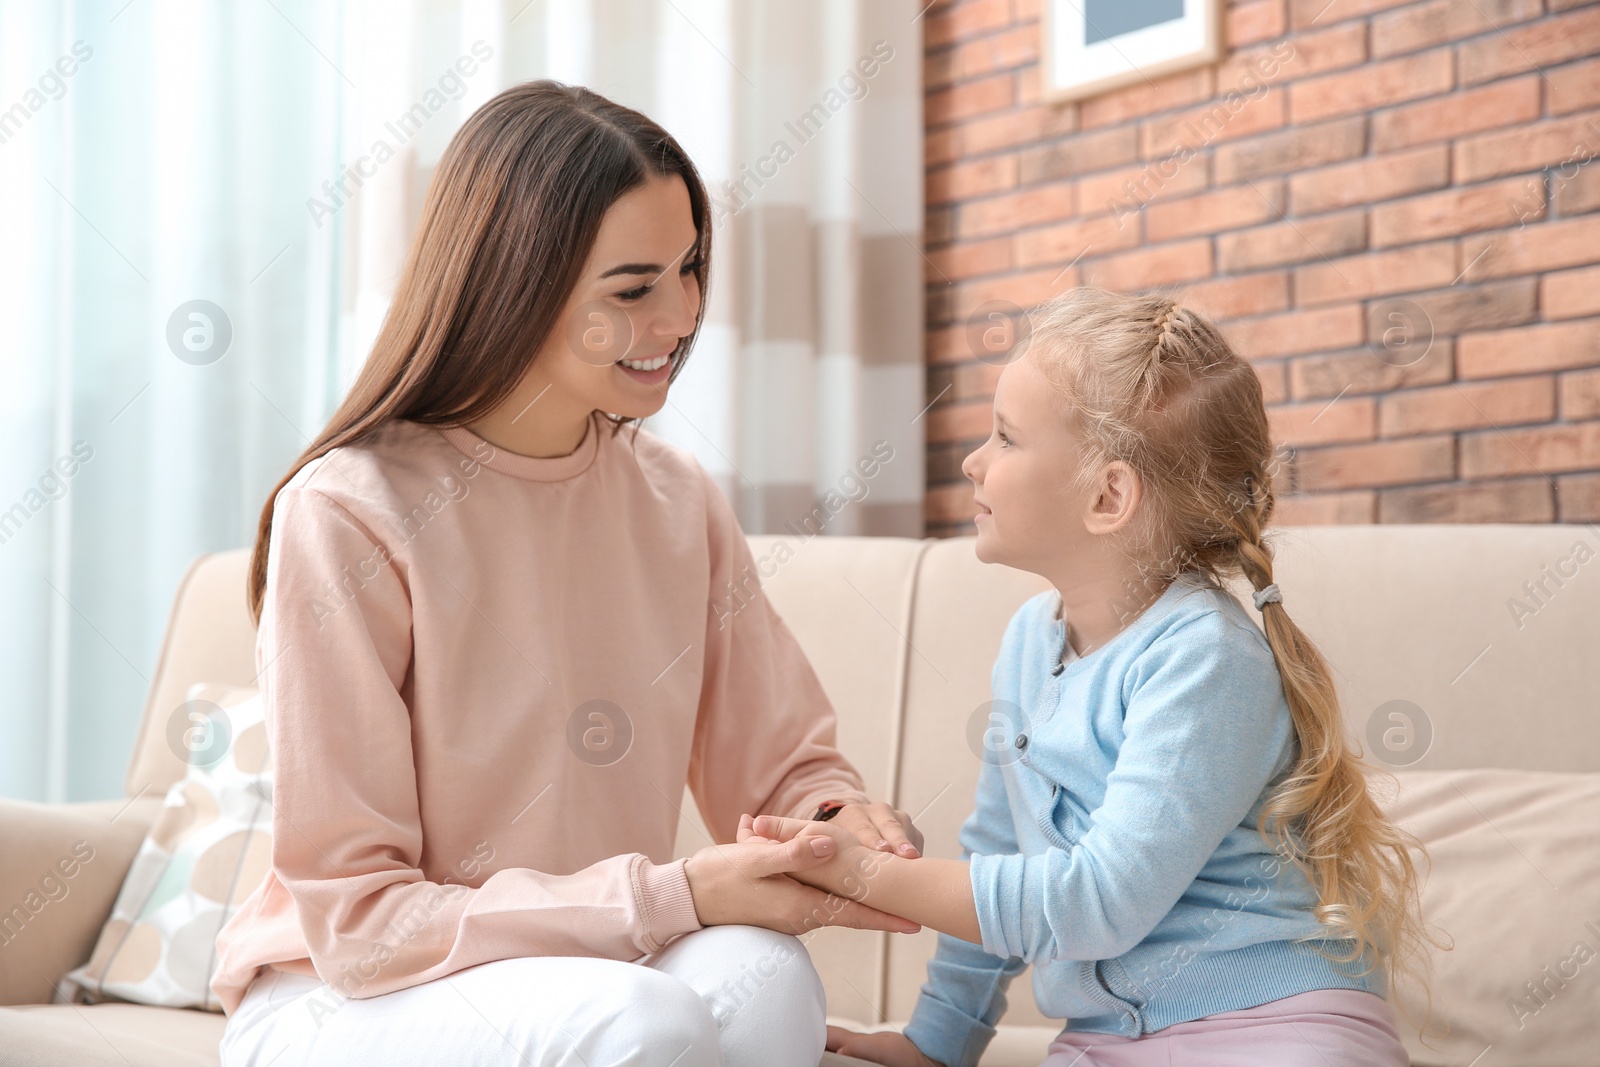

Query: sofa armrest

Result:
[0,795,160,1006]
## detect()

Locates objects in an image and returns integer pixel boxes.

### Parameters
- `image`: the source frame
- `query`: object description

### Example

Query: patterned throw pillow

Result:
[59,683,272,1011]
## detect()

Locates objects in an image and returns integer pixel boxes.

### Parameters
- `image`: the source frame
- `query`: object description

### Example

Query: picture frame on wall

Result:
[1041,0,1224,102]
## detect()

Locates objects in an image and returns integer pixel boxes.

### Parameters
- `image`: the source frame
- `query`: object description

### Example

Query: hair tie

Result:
[1252,583,1282,610]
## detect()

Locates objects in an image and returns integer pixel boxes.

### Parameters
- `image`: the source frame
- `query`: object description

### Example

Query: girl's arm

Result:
[741,814,981,943]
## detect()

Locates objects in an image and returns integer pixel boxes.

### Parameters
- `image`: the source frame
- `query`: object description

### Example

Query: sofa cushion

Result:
[1381,768,1600,1067]
[0,1003,226,1067]
[60,685,270,1012]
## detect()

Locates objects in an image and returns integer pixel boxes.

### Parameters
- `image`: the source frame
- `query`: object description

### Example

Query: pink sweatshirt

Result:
[210,410,871,1015]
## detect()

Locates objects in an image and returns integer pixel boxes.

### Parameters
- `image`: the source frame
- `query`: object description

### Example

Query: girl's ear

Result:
[1083,460,1142,536]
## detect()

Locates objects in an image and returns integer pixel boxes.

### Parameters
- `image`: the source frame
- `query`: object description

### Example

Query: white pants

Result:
[218,925,827,1067]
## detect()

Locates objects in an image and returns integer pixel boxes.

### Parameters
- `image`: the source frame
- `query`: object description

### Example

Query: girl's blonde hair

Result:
[1021,286,1451,1048]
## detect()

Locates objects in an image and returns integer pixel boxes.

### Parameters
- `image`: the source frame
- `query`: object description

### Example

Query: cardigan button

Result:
[1014,733,1029,749]
[1050,662,1065,676]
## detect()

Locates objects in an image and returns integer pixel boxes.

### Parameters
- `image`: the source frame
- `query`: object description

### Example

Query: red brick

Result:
[1289,49,1454,124]
[1377,479,1554,522]
[1213,116,1365,183]
[925,481,982,524]
[1390,280,1538,337]
[1289,146,1449,216]
[1289,341,1455,400]
[1544,266,1600,321]
[1256,359,1290,405]
[1296,436,1455,491]
[927,156,1018,205]
[1372,177,1545,247]
[1294,243,1458,308]
[926,71,1015,127]
[1224,304,1367,360]
[1454,111,1600,182]
[1459,6,1600,85]
[1273,490,1376,524]
[1013,213,1142,269]
[1077,157,1210,219]
[1288,0,1413,28]
[1018,126,1140,183]
[954,105,1077,157]
[946,24,1040,82]
[1138,88,1287,158]
[1269,395,1377,445]
[1553,164,1600,216]
[1548,55,1600,116]
[1558,472,1600,521]
[1560,368,1600,419]
[1379,377,1556,436]
[924,0,1012,50]
[952,266,1078,320]
[1229,0,1288,47]
[926,125,962,167]
[1460,214,1600,280]
[1458,319,1600,378]
[926,398,994,445]
[1372,76,1541,152]
[1217,24,1367,94]
[1176,272,1293,321]
[1079,68,1215,129]
[1082,239,1214,291]
[928,237,1012,282]
[1217,211,1367,272]
[957,182,1077,239]
[1371,0,1542,58]
[1145,182,1286,243]
[1461,421,1600,477]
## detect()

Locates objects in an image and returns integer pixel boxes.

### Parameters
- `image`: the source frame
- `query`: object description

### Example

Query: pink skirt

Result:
[1039,988,1409,1067]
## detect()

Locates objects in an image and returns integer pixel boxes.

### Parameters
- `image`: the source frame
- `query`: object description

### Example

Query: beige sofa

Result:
[3,525,1597,1066]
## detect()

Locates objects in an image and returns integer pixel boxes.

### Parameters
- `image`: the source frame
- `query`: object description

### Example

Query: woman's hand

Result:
[683,829,919,937]
[825,1025,946,1067]
[820,801,925,858]
[736,815,884,901]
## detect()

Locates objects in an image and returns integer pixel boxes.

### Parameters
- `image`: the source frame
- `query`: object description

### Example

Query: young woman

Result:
[210,80,925,1067]
[742,289,1448,1067]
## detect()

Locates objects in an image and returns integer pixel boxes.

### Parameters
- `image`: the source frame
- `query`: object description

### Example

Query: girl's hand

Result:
[825,1025,945,1067]
[683,829,919,937]
[819,801,925,858]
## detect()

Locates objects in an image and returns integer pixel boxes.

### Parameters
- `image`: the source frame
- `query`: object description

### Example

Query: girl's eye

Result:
[615,259,703,303]
[997,432,1011,447]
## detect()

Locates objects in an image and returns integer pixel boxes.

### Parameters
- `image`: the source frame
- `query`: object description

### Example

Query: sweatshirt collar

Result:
[437,410,602,483]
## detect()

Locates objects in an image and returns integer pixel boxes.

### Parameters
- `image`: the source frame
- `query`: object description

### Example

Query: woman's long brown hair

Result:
[247,80,713,625]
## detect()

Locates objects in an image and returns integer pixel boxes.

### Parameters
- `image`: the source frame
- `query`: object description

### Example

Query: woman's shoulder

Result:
[279,419,455,519]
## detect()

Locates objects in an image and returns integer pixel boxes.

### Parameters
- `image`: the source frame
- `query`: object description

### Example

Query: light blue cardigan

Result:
[902,576,1383,1067]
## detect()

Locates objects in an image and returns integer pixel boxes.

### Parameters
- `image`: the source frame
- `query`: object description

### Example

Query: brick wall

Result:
[922,0,1600,536]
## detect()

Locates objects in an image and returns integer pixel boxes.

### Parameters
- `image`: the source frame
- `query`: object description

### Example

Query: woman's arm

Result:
[687,461,923,854]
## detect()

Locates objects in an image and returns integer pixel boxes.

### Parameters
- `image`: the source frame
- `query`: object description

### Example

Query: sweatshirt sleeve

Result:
[684,463,870,845]
[968,610,1294,966]
[901,605,1033,1067]
[261,485,701,1001]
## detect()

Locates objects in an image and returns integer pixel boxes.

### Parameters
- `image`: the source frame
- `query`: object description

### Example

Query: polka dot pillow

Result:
[59,683,271,1012]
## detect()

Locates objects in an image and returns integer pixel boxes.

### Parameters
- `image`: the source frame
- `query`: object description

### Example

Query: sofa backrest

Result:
[126,525,1600,1028]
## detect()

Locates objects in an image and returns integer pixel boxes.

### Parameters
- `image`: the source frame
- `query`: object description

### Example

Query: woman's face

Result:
[539,172,703,421]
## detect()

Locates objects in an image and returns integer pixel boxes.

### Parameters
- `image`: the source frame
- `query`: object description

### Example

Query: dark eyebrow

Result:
[598,263,665,279]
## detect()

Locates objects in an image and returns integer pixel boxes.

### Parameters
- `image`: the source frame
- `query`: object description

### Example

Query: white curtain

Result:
[0,0,924,803]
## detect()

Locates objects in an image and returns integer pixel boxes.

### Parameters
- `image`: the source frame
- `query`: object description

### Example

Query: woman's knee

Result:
[694,927,824,1027]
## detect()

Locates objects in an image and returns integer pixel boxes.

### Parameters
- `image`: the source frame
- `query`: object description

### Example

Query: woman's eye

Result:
[616,259,702,303]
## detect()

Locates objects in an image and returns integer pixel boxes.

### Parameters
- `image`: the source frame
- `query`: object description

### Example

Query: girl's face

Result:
[538,172,704,420]
[961,353,1094,575]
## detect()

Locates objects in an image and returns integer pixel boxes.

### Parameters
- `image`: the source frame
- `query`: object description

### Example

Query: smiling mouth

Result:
[615,351,675,373]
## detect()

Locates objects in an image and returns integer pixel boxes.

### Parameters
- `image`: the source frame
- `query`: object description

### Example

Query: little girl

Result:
[744,287,1447,1067]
